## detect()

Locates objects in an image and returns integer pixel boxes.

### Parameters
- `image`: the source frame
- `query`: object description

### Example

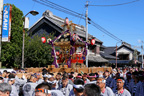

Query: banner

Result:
[2,5,12,42]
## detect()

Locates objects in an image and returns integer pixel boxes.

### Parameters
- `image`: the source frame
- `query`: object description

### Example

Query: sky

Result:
[3,0,144,51]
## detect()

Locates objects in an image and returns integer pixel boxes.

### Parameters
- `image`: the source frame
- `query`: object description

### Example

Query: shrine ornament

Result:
[91,39,95,45]
[41,37,46,43]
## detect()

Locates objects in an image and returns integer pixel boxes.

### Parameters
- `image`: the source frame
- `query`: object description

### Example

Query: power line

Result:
[90,20,122,41]
[33,0,85,19]
[33,0,122,42]
[89,0,140,7]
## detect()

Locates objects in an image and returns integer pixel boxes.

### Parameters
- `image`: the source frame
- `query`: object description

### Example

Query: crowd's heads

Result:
[43,74,49,82]
[56,73,61,80]
[0,76,4,83]
[76,74,82,79]
[84,84,101,96]
[62,76,69,87]
[82,73,87,81]
[35,73,41,79]
[96,78,106,89]
[0,72,2,77]
[104,70,109,77]
[8,73,15,85]
[48,74,54,82]
[0,83,12,96]
[138,71,143,81]
[115,73,120,78]
[132,71,138,80]
[35,82,51,96]
[3,70,7,74]
[126,72,131,79]
[30,74,37,83]
[116,77,125,89]
[122,67,126,72]
[88,73,96,81]
[73,79,84,93]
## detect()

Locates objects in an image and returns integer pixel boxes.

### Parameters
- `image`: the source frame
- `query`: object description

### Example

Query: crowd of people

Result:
[0,67,144,96]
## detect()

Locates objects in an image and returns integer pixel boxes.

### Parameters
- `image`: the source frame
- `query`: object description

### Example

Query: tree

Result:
[1,4,23,68]
[1,4,55,68]
[24,33,54,67]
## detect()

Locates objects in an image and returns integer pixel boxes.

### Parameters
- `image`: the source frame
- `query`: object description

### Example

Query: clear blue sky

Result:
[4,0,144,50]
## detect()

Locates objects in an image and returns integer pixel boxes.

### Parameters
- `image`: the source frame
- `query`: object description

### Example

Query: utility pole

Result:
[141,41,143,68]
[0,0,3,68]
[85,1,88,67]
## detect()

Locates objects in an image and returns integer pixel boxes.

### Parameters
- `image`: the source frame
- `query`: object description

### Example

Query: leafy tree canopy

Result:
[24,33,54,68]
[1,4,23,68]
[1,4,54,68]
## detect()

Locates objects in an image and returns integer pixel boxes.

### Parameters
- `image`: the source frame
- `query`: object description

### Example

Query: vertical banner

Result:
[2,5,12,42]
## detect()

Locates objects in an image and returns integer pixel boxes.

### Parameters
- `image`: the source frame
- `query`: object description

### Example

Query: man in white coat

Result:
[96,77,114,96]
[58,76,73,96]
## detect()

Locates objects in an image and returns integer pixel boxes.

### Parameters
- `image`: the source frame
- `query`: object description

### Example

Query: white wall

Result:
[117,47,133,60]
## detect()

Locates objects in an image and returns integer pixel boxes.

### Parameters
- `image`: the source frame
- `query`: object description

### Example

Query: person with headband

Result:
[114,77,131,96]
[110,72,120,91]
[11,71,27,94]
[36,73,44,84]
[96,78,114,96]
[49,79,64,96]
[55,73,62,89]
[87,73,97,84]
[82,73,90,84]
[76,74,82,79]
[69,79,84,96]
[121,68,127,80]
[103,70,112,87]
[23,74,38,96]
[35,82,51,96]
[58,76,73,96]
[8,73,18,96]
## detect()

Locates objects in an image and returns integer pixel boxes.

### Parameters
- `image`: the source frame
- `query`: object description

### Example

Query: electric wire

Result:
[33,0,123,42]
[90,21,121,41]
[34,0,85,19]
[41,0,83,16]
[33,0,85,19]
[89,0,140,7]
[90,20,122,41]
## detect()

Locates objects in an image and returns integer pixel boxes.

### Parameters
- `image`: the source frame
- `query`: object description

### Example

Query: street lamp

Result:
[22,10,39,68]
[141,41,143,68]
[116,40,122,68]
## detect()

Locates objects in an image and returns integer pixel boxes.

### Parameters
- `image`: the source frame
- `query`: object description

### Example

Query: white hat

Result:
[43,75,48,78]
[47,75,52,78]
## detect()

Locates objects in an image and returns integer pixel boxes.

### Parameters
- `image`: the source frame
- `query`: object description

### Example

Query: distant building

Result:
[101,42,140,67]
[138,55,144,67]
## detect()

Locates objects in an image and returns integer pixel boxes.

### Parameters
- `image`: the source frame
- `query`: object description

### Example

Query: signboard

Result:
[2,5,12,42]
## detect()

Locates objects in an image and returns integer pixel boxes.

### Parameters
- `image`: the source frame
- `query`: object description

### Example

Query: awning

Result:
[88,54,108,63]
[117,52,130,54]
[109,60,130,64]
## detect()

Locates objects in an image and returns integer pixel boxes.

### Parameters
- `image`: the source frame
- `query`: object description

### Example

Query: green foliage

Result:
[1,4,23,68]
[24,33,54,67]
[1,4,55,68]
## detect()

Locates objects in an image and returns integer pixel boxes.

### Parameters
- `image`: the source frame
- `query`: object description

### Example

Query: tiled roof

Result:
[100,47,116,59]
[88,54,108,62]
[100,52,116,59]
[28,10,103,43]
